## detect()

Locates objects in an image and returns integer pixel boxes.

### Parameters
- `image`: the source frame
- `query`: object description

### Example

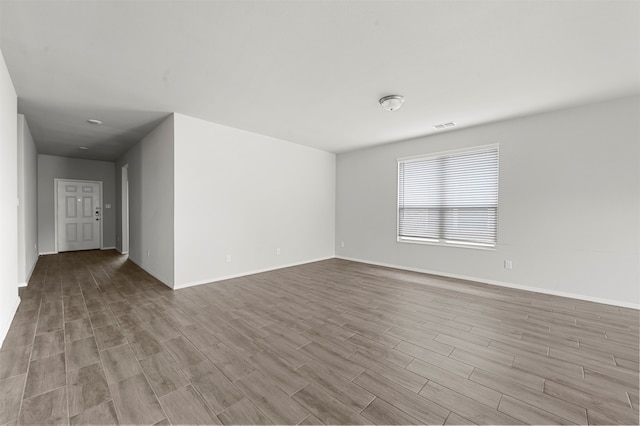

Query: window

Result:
[397,145,499,248]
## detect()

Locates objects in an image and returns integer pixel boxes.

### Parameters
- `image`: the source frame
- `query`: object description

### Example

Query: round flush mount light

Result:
[78,146,89,150]
[379,95,405,111]
[87,119,103,125]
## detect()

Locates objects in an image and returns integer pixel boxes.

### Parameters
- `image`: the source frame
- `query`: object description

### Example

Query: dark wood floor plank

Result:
[67,362,111,417]
[349,350,427,393]
[159,384,222,425]
[70,400,119,425]
[498,394,571,425]
[2,322,36,349]
[64,318,93,343]
[0,374,26,424]
[449,348,545,391]
[93,324,127,351]
[234,371,309,425]
[18,386,67,425]
[31,330,65,361]
[300,342,364,381]
[23,352,66,399]
[218,398,275,425]
[469,368,587,424]
[110,373,165,425]
[162,335,205,367]
[183,360,244,413]
[354,370,449,425]
[396,341,473,378]
[249,349,309,395]
[100,343,142,384]
[296,361,375,412]
[139,351,189,397]
[291,383,370,425]
[0,345,31,380]
[3,251,638,426]
[419,381,523,425]
[406,357,502,408]
[444,412,477,425]
[361,397,424,425]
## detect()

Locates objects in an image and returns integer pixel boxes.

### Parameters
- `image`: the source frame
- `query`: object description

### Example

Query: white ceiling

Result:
[1,1,639,161]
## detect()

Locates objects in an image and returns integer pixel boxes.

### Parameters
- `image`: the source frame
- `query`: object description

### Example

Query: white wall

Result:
[116,115,175,287]
[0,49,19,346]
[173,113,335,288]
[336,96,640,308]
[17,114,38,285]
[37,155,116,253]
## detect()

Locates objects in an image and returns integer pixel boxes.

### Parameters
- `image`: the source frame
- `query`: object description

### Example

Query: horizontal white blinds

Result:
[398,146,499,246]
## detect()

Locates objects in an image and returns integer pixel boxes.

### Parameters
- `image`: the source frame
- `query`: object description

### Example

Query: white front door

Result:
[56,180,102,252]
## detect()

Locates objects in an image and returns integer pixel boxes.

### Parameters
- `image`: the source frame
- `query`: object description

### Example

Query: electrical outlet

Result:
[340,242,345,248]
[226,254,232,263]
[147,250,150,257]
[504,260,513,270]
[276,248,281,255]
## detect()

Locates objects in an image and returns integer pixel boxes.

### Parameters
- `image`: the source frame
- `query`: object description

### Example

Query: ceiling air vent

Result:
[434,122,456,130]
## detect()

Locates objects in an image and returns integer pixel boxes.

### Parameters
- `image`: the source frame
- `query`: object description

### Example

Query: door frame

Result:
[54,178,104,253]
[121,164,129,254]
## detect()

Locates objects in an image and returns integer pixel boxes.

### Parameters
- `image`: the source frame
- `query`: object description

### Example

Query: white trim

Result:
[0,297,21,347]
[121,164,130,255]
[397,143,500,163]
[173,256,335,290]
[54,178,104,252]
[19,255,38,287]
[101,247,116,250]
[336,256,640,310]
[38,251,57,256]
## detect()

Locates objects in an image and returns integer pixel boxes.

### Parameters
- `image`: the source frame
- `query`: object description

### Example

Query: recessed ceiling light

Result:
[434,122,456,129]
[379,95,405,111]
[87,119,103,125]
[79,146,89,150]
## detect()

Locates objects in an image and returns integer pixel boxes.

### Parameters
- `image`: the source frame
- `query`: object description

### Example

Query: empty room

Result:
[0,1,638,425]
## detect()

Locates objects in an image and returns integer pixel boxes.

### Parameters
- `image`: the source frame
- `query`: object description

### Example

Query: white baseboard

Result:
[336,256,640,310]
[18,257,38,287]
[39,251,56,255]
[0,297,21,348]
[101,246,116,251]
[173,256,335,290]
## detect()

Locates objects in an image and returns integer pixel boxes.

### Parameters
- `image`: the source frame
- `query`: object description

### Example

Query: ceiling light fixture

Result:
[379,95,405,111]
[87,119,103,125]
[78,146,89,150]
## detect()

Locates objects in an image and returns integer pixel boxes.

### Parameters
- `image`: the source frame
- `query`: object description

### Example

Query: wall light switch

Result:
[105,204,111,208]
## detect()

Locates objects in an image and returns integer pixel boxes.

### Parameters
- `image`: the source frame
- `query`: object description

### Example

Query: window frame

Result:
[396,144,499,250]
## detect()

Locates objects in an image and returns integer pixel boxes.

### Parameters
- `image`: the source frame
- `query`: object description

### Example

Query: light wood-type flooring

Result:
[1,250,638,425]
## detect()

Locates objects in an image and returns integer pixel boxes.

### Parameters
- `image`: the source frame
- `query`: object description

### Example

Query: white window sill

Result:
[397,237,496,251]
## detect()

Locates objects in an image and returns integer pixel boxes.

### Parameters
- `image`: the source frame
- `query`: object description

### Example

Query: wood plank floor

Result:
[1,250,638,425]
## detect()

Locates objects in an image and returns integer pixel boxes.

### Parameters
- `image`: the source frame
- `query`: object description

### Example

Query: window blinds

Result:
[398,146,499,247]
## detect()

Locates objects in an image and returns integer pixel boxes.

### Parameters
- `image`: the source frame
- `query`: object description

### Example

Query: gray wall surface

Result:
[116,115,175,287]
[173,113,335,288]
[38,154,116,253]
[18,115,38,283]
[0,48,19,346]
[335,95,640,306]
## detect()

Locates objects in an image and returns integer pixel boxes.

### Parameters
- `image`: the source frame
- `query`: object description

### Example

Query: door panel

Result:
[57,180,101,252]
